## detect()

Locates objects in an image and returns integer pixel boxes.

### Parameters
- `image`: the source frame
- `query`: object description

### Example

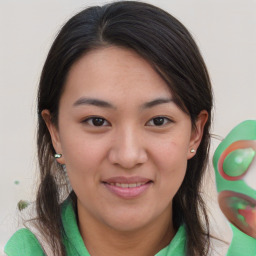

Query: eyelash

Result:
[82,116,173,127]
[82,116,110,127]
[146,116,172,126]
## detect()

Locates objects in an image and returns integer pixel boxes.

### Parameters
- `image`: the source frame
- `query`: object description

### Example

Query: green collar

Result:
[61,198,186,256]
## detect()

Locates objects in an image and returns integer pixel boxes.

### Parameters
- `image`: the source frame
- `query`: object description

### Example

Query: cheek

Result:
[151,139,188,194]
[61,136,110,201]
[152,137,189,169]
[60,133,109,178]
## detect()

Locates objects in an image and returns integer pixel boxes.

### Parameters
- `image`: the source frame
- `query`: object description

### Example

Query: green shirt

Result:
[5,199,186,255]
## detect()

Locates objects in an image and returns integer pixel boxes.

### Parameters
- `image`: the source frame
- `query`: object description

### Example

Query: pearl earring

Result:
[54,153,62,158]
[190,149,196,153]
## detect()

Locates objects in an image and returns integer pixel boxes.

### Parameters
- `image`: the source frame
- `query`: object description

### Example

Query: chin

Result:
[103,212,153,233]
[107,220,149,233]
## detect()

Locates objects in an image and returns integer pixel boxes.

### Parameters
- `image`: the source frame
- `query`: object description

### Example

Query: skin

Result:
[43,46,208,256]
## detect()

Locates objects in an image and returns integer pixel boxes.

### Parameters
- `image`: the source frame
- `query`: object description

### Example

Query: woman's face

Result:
[43,46,206,233]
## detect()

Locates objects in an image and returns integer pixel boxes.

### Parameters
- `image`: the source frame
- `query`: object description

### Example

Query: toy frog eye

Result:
[217,140,256,181]
[223,148,255,177]
[218,191,256,238]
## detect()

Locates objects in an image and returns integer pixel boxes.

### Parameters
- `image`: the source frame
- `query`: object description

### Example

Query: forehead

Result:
[61,46,172,104]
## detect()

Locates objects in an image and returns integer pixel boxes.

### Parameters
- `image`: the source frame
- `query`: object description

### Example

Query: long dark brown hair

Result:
[37,1,213,255]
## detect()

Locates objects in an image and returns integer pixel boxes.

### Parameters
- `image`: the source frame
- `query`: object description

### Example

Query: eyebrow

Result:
[141,98,174,109]
[72,97,173,109]
[73,97,116,109]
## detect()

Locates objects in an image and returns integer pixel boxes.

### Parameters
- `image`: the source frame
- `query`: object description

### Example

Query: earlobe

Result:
[41,110,65,165]
[187,110,208,159]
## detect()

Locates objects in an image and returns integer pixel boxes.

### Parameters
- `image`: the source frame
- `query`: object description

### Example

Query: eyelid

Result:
[145,116,173,126]
[81,115,173,127]
[82,116,111,127]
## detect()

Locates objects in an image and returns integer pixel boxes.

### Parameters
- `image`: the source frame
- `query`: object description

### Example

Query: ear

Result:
[187,110,208,159]
[41,110,65,165]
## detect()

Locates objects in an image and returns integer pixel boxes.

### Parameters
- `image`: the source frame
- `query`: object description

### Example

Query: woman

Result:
[5,1,213,255]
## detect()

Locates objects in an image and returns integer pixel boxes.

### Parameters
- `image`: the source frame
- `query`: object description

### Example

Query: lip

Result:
[102,176,153,199]
[103,176,152,184]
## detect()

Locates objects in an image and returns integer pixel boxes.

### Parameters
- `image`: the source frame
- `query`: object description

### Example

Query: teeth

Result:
[109,182,147,188]
[118,183,128,188]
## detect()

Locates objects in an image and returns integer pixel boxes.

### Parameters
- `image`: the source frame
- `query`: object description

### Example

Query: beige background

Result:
[1,0,256,255]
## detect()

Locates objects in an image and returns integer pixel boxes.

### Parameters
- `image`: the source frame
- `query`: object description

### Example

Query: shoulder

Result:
[4,228,45,256]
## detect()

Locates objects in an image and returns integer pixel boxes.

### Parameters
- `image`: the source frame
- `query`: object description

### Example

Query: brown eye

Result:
[92,118,105,126]
[83,116,110,127]
[153,117,165,126]
[146,116,172,126]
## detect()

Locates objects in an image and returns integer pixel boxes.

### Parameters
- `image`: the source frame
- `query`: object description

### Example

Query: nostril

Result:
[108,147,148,169]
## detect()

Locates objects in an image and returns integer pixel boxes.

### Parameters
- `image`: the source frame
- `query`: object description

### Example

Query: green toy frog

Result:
[213,120,256,255]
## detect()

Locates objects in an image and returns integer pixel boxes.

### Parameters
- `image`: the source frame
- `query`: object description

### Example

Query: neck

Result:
[78,205,175,256]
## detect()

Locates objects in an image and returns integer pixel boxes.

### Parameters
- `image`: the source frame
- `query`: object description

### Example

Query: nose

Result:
[108,127,148,169]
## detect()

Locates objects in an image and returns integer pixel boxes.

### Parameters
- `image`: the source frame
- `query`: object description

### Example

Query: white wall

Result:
[1,0,255,254]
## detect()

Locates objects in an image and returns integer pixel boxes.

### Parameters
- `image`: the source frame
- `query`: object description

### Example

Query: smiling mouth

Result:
[102,178,153,199]
[107,181,150,188]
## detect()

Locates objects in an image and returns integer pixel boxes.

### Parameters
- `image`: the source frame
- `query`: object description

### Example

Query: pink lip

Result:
[103,176,151,184]
[102,176,153,199]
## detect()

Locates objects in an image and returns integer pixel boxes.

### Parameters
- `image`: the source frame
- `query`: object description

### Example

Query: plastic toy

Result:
[213,120,256,255]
